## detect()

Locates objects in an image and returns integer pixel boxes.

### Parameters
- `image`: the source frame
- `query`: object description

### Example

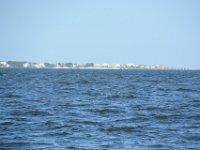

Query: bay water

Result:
[0,69,200,149]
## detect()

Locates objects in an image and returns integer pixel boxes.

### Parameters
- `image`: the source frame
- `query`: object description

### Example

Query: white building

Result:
[0,61,10,68]
[23,63,31,68]
[32,63,45,68]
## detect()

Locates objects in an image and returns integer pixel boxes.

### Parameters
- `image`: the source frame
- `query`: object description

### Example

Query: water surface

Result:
[0,69,200,149]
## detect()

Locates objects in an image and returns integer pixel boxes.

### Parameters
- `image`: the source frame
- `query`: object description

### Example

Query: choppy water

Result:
[0,69,200,150]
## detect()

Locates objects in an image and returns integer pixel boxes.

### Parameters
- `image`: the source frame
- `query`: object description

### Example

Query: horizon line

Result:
[1,59,199,70]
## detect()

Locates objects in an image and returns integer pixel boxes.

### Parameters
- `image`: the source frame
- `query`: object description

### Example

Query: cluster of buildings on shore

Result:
[0,60,175,70]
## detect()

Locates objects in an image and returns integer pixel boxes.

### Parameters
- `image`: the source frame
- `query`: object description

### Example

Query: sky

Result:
[0,0,200,68]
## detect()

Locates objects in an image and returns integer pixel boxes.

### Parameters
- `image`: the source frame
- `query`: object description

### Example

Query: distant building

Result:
[23,63,30,68]
[0,61,10,68]
[32,63,45,68]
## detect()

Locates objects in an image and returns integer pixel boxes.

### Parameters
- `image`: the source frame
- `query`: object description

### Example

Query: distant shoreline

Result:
[0,60,195,70]
[1,68,198,71]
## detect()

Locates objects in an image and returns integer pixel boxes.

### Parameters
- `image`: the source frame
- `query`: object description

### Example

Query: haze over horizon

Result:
[0,0,200,69]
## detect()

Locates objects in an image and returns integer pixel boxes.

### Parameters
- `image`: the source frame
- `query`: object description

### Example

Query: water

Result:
[0,69,200,150]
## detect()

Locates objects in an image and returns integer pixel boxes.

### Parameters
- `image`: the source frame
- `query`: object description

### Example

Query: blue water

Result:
[0,69,200,150]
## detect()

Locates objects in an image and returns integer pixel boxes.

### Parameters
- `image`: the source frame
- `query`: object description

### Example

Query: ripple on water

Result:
[107,94,137,100]
[9,109,51,117]
[5,94,22,98]
[103,126,144,133]
[176,87,198,92]
[153,114,183,120]
[92,108,122,115]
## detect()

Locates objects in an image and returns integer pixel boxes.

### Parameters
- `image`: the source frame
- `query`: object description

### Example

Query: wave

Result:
[176,88,197,92]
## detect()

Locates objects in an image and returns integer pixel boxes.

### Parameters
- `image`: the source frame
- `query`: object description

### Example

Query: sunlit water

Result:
[0,69,200,150]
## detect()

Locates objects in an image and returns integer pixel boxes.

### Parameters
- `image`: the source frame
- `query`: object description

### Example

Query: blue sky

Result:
[0,0,200,68]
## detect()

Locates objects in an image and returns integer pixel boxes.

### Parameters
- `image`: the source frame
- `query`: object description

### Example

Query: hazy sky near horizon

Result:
[0,0,200,68]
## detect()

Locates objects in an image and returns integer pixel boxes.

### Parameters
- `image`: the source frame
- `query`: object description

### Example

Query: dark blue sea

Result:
[0,69,200,150]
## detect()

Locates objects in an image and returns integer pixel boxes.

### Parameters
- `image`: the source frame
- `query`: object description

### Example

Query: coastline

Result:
[0,60,186,70]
